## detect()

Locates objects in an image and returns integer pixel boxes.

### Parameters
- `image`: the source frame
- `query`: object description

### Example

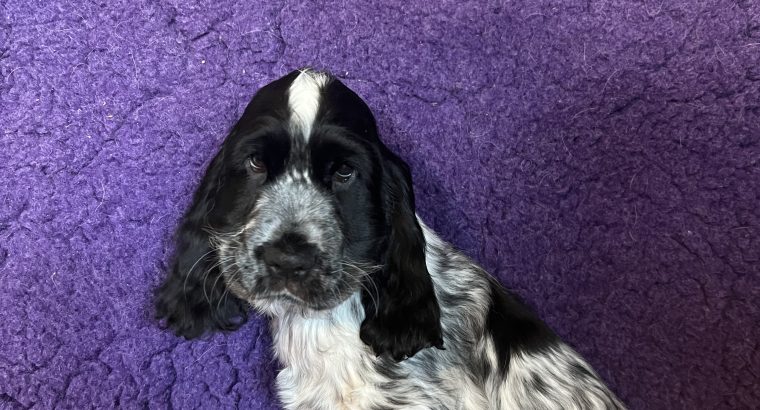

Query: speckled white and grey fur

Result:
[216,172,366,313]
[245,178,340,256]
[232,221,625,410]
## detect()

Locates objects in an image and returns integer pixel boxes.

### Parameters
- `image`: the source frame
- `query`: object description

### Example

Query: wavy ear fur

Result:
[359,149,443,361]
[155,148,247,339]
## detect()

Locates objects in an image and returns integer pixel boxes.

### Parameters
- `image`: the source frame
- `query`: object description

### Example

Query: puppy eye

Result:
[248,155,267,173]
[333,163,355,184]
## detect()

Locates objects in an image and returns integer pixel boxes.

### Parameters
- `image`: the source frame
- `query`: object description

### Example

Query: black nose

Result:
[257,233,319,276]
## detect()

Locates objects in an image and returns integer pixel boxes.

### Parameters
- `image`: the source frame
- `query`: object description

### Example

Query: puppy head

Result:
[160,69,442,359]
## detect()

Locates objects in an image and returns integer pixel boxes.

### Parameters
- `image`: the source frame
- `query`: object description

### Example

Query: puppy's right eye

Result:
[248,155,267,173]
[333,163,355,184]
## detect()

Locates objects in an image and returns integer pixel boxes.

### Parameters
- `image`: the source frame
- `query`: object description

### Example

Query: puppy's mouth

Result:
[216,231,372,313]
[253,290,339,311]
[258,277,340,310]
[222,262,358,312]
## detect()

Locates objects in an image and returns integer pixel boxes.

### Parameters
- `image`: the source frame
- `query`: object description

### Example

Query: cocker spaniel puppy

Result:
[156,69,625,409]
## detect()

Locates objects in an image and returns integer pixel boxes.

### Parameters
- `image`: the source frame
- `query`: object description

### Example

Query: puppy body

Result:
[268,222,623,410]
[156,69,625,410]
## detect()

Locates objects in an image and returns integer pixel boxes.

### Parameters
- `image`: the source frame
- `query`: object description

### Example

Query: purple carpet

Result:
[2,0,758,408]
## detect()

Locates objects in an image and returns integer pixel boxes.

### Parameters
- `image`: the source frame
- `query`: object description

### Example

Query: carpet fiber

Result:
[1,0,758,408]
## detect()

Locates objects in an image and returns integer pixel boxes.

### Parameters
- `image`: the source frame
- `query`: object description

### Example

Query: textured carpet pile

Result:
[1,0,758,408]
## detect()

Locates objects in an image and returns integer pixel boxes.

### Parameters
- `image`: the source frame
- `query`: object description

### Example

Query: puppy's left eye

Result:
[333,163,355,184]
[248,155,267,173]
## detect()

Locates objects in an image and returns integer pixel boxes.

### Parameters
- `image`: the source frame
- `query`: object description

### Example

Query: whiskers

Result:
[337,260,382,314]
[182,249,216,302]
[195,225,250,312]
[198,222,384,318]
[205,225,247,252]
[216,262,244,315]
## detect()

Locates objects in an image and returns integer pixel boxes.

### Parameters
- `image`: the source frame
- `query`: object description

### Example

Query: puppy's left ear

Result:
[359,148,443,361]
[155,147,248,339]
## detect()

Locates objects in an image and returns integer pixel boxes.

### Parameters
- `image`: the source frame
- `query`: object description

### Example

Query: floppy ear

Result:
[155,147,248,339]
[359,149,444,361]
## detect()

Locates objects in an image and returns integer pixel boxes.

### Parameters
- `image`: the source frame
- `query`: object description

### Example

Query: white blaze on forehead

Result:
[288,70,329,141]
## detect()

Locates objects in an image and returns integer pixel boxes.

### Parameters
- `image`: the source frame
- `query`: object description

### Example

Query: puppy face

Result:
[159,68,442,359]
[212,70,388,312]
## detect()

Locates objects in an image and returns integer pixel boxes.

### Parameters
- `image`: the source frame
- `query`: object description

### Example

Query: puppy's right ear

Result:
[359,149,443,361]
[155,147,247,339]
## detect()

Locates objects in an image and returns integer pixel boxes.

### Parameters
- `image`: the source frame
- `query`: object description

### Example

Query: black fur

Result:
[485,279,558,373]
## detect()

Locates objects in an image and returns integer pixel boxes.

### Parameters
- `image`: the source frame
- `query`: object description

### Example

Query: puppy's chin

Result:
[224,272,358,315]
[253,292,344,312]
